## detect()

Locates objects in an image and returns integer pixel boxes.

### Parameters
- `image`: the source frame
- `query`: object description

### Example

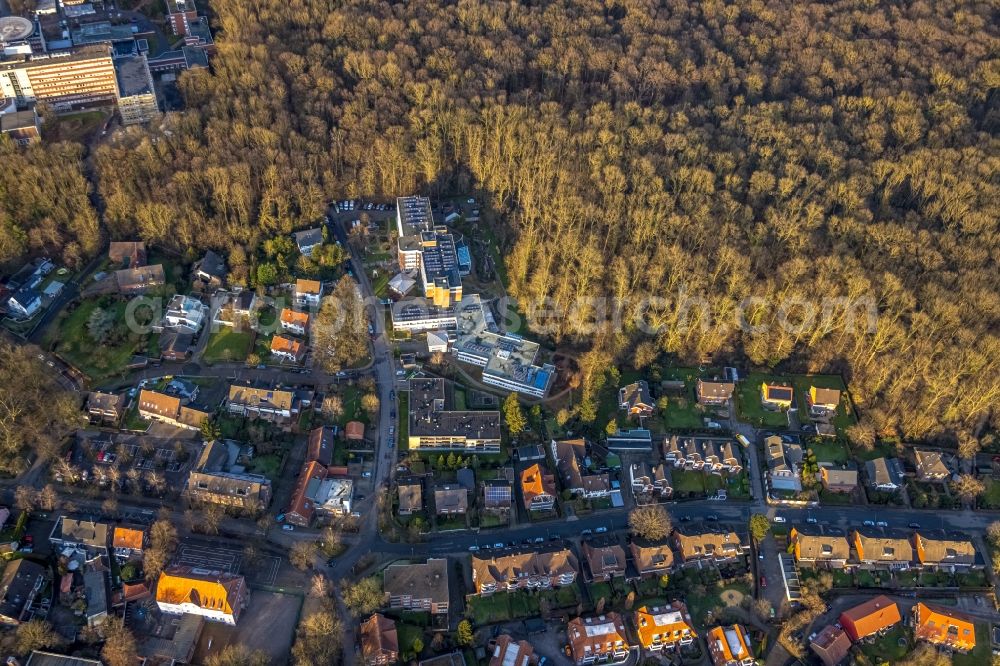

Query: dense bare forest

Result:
[10,0,1000,442]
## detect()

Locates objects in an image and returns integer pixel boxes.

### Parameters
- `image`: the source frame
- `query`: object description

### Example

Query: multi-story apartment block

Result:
[471,549,578,595]
[155,566,248,625]
[383,559,449,614]
[635,603,697,650]
[114,54,159,125]
[567,613,630,665]
[707,625,755,666]
[166,0,199,35]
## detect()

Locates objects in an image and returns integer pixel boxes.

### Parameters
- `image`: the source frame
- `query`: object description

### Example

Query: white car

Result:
[863,520,875,527]
[773,516,786,523]
[468,545,479,552]
[876,520,888,527]
[282,525,294,531]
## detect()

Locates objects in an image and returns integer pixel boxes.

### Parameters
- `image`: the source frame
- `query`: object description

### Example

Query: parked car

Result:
[581,529,593,536]
[595,527,608,533]
[282,525,294,531]
[908,522,921,529]
[806,516,818,524]
[468,545,479,552]
[863,520,875,527]
[494,543,504,549]
[706,514,719,521]
[760,576,767,588]
[773,516,786,523]
[876,520,888,527]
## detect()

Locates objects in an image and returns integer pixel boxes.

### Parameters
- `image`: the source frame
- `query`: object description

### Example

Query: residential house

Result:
[434,485,468,515]
[619,380,654,418]
[765,435,802,492]
[489,635,535,666]
[606,428,653,451]
[839,596,901,642]
[227,384,297,422]
[360,613,399,666]
[159,330,194,361]
[807,386,841,415]
[551,439,610,499]
[270,335,305,363]
[789,526,851,569]
[520,464,556,512]
[629,542,675,578]
[567,613,630,665]
[108,241,147,267]
[279,308,310,336]
[471,548,578,594]
[294,279,323,307]
[483,480,512,513]
[914,449,951,482]
[163,294,207,333]
[913,531,978,571]
[213,290,256,328]
[293,227,324,258]
[582,542,626,582]
[398,479,423,515]
[86,391,127,424]
[307,426,337,467]
[6,286,40,318]
[155,566,248,624]
[820,467,858,493]
[49,517,109,556]
[408,378,502,452]
[865,457,902,491]
[285,461,352,525]
[115,264,166,294]
[383,558,449,614]
[137,389,209,430]
[630,462,673,498]
[707,625,755,666]
[112,526,144,560]
[760,382,793,409]
[192,249,226,289]
[912,603,976,653]
[0,559,45,625]
[852,528,913,569]
[673,527,749,565]
[635,603,696,651]
[809,625,852,666]
[697,379,734,406]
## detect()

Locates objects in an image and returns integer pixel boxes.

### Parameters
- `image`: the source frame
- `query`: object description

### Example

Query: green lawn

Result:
[672,469,748,498]
[123,401,150,431]
[246,453,282,479]
[686,582,751,629]
[952,624,990,666]
[980,480,1000,509]
[467,594,512,623]
[395,623,425,654]
[672,469,708,494]
[735,372,791,428]
[807,439,851,464]
[860,625,910,663]
[202,327,253,363]
[49,297,151,379]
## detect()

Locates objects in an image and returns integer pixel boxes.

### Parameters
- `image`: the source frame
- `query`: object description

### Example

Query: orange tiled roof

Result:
[520,463,555,506]
[635,603,696,648]
[296,279,322,295]
[112,527,144,551]
[155,567,243,615]
[271,335,304,356]
[280,308,309,326]
[839,595,901,641]
[346,421,365,440]
[138,389,181,418]
[913,603,976,651]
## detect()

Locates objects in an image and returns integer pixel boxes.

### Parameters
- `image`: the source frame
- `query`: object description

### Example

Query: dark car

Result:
[908,522,921,529]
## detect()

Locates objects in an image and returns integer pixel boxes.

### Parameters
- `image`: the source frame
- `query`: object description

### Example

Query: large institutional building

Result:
[0,46,118,111]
